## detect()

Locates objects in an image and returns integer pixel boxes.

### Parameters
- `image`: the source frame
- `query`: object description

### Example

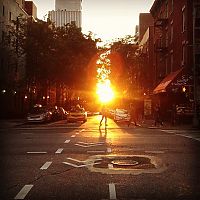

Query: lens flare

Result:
[96,51,115,103]
[96,80,114,103]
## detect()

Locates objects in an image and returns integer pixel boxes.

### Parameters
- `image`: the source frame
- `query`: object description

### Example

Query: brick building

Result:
[24,1,37,20]
[149,0,200,123]
[139,13,154,42]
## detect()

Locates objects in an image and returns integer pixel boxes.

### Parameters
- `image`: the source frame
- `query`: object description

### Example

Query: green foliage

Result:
[8,17,98,90]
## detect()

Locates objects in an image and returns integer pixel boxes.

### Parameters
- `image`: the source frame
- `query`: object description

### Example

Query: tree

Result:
[109,36,139,99]
[8,17,98,106]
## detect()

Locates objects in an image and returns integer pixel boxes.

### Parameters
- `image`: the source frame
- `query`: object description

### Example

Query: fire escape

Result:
[154,18,168,53]
[154,17,169,84]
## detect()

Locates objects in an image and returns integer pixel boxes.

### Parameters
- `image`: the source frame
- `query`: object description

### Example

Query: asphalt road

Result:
[0,115,200,200]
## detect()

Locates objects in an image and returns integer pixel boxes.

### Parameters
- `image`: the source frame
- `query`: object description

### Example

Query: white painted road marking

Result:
[63,161,97,168]
[145,150,165,154]
[27,152,47,154]
[67,157,87,163]
[67,157,102,163]
[63,157,102,168]
[107,148,112,153]
[75,141,104,148]
[108,164,113,169]
[71,135,76,138]
[14,185,33,199]
[176,134,200,141]
[87,150,105,153]
[64,139,70,143]
[55,148,63,154]
[109,183,117,199]
[75,143,103,148]
[40,161,52,170]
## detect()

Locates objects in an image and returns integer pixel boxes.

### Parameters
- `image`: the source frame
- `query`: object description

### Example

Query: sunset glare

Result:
[96,52,115,103]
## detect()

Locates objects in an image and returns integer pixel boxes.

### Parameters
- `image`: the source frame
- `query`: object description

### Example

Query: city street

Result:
[0,116,200,200]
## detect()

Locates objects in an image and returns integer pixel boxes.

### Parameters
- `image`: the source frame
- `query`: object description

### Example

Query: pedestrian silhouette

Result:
[99,104,108,127]
[154,104,163,126]
[128,103,138,127]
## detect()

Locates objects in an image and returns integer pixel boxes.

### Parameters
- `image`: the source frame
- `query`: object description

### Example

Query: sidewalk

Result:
[140,119,199,130]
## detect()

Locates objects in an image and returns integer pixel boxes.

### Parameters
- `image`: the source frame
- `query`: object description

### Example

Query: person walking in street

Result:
[154,104,163,126]
[99,104,108,127]
[128,103,138,127]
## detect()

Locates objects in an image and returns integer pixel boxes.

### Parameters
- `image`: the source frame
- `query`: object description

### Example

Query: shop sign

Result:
[144,99,152,116]
[171,75,193,87]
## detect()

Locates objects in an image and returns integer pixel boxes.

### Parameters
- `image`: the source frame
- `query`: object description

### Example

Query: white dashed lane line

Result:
[64,139,70,143]
[109,183,117,200]
[55,148,64,154]
[27,152,47,154]
[14,185,33,199]
[40,161,52,170]
[71,135,76,138]
[107,148,112,153]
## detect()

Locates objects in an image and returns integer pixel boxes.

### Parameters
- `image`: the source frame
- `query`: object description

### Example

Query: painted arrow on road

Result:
[75,141,104,148]
[63,157,102,168]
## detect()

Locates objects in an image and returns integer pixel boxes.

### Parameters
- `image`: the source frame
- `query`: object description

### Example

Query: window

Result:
[2,5,5,16]
[166,1,168,18]
[165,57,168,74]
[171,0,174,13]
[166,31,169,47]
[182,44,186,66]
[170,51,173,72]
[9,12,12,21]
[195,6,200,27]
[182,7,186,32]
[2,31,5,43]
[170,24,173,43]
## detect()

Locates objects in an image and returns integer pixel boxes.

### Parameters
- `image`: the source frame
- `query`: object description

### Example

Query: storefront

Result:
[152,68,193,124]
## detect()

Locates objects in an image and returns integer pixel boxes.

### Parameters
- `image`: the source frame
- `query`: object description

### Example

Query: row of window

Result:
[2,5,12,21]
[159,0,174,19]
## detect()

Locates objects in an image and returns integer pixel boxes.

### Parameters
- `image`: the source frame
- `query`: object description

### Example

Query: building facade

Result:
[149,0,200,123]
[48,0,82,28]
[0,0,28,88]
[139,13,154,42]
[55,0,82,11]
[24,1,37,20]
[0,0,36,117]
[48,10,81,28]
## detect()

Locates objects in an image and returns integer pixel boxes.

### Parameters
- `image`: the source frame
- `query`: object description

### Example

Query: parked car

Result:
[114,108,130,122]
[67,106,87,123]
[27,104,52,123]
[51,106,68,121]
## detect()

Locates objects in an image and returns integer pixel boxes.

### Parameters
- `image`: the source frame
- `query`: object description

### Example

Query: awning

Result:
[153,68,183,94]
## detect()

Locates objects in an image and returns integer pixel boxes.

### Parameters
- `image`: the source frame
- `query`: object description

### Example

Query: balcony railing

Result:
[154,18,168,27]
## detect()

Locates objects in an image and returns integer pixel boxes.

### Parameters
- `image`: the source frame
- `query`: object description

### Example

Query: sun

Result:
[96,79,114,103]
[96,51,115,104]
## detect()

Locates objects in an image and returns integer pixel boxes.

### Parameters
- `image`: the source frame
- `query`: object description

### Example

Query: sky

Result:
[32,0,155,42]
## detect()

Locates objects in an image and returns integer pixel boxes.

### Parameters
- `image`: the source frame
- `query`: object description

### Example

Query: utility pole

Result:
[192,2,199,127]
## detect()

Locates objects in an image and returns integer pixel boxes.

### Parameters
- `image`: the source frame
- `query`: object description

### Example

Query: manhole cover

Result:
[111,160,139,166]
[86,155,167,175]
